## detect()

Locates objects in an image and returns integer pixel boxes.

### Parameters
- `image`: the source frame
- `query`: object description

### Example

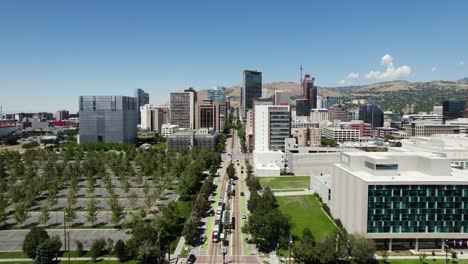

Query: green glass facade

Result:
[367,185,468,233]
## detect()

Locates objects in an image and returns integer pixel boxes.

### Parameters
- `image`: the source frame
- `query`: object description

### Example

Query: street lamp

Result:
[444,239,450,264]
[288,236,293,264]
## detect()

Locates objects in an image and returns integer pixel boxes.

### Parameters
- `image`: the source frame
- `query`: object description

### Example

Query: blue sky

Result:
[1,0,467,112]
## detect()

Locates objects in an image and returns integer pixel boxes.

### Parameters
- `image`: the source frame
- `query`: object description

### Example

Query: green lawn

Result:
[176,200,192,219]
[385,260,464,264]
[259,176,309,190]
[0,252,27,258]
[276,195,336,241]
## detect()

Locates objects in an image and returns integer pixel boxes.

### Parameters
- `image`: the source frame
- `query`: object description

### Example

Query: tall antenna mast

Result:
[300,64,303,84]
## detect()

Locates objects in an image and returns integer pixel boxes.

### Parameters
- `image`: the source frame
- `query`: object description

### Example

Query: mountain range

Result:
[207,78,468,113]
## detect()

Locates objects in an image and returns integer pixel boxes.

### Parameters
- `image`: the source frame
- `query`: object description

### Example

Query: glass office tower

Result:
[242,70,262,118]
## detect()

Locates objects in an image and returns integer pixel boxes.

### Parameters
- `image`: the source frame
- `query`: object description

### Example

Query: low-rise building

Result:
[161,124,179,138]
[322,126,360,141]
[166,128,219,152]
[403,122,459,137]
[331,152,468,250]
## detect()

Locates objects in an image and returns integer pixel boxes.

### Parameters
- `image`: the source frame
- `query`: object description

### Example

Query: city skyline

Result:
[1,0,468,112]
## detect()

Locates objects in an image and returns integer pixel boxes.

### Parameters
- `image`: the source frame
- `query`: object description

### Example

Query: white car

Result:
[242,214,246,219]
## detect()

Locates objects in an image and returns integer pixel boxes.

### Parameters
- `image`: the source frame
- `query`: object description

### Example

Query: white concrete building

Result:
[389,134,468,169]
[253,104,290,176]
[331,152,468,250]
[310,108,329,122]
[322,126,360,141]
[161,124,179,138]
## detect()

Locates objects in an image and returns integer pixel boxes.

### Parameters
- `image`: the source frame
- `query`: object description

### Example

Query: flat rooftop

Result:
[336,152,468,183]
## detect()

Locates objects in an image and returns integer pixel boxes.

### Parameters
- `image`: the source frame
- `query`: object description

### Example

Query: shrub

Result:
[75,240,84,257]
[114,239,128,262]
[23,227,50,259]
[90,238,107,262]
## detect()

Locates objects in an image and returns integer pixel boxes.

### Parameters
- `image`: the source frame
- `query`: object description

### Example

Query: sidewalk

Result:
[0,257,119,262]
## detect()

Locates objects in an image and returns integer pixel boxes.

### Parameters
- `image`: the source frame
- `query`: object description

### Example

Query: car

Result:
[242,214,246,219]
[240,192,244,196]
[187,254,196,264]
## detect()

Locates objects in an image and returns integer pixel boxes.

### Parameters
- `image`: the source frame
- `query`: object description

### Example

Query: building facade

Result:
[322,126,360,141]
[135,88,150,125]
[78,96,137,143]
[140,104,164,133]
[331,152,468,250]
[359,103,384,129]
[170,87,197,129]
[443,99,465,122]
[195,99,220,131]
[254,104,290,152]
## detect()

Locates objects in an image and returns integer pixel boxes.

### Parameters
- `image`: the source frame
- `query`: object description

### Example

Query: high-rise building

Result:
[170,87,197,129]
[329,105,349,122]
[135,88,150,124]
[56,110,69,121]
[322,97,344,108]
[195,99,220,131]
[254,105,290,152]
[274,90,291,105]
[78,96,137,144]
[242,70,262,118]
[443,99,465,121]
[295,99,310,117]
[310,108,329,122]
[304,77,317,109]
[208,86,227,130]
[140,104,164,133]
[359,103,384,129]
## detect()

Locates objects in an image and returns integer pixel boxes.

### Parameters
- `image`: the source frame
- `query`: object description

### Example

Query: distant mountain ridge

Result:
[200,79,468,112]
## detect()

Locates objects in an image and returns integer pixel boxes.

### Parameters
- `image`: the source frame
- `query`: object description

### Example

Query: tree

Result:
[86,198,98,227]
[227,162,236,179]
[128,191,139,209]
[381,251,389,264]
[75,240,85,257]
[109,196,125,226]
[34,236,62,264]
[183,216,200,245]
[38,205,49,227]
[350,234,376,264]
[14,202,29,228]
[64,203,77,226]
[23,227,50,259]
[294,228,318,264]
[418,252,427,264]
[90,238,107,262]
[114,239,128,262]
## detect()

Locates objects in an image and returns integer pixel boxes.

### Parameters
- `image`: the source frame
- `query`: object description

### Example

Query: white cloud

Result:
[365,54,412,81]
[431,66,437,72]
[460,61,465,66]
[347,72,360,80]
[338,80,348,85]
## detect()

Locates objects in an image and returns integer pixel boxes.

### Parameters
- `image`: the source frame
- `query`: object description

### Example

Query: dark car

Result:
[187,254,196,264]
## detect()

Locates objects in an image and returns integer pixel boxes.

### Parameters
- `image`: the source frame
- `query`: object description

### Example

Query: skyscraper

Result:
[242,70,262,118]
[359,103,384,129]
[78,96,137,143]
[170,87,197,129]
[303,76,317,109]
[135,88,150,124]
[443,99,465,121]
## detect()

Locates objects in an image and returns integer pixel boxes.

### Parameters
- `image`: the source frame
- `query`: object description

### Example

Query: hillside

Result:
[197,79,468,113]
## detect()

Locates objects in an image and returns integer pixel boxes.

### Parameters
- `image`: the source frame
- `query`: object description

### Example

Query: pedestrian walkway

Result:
[173,236,186,257]
[269,252,279,264]
[0,257,119,262]
[273,190,314,196]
